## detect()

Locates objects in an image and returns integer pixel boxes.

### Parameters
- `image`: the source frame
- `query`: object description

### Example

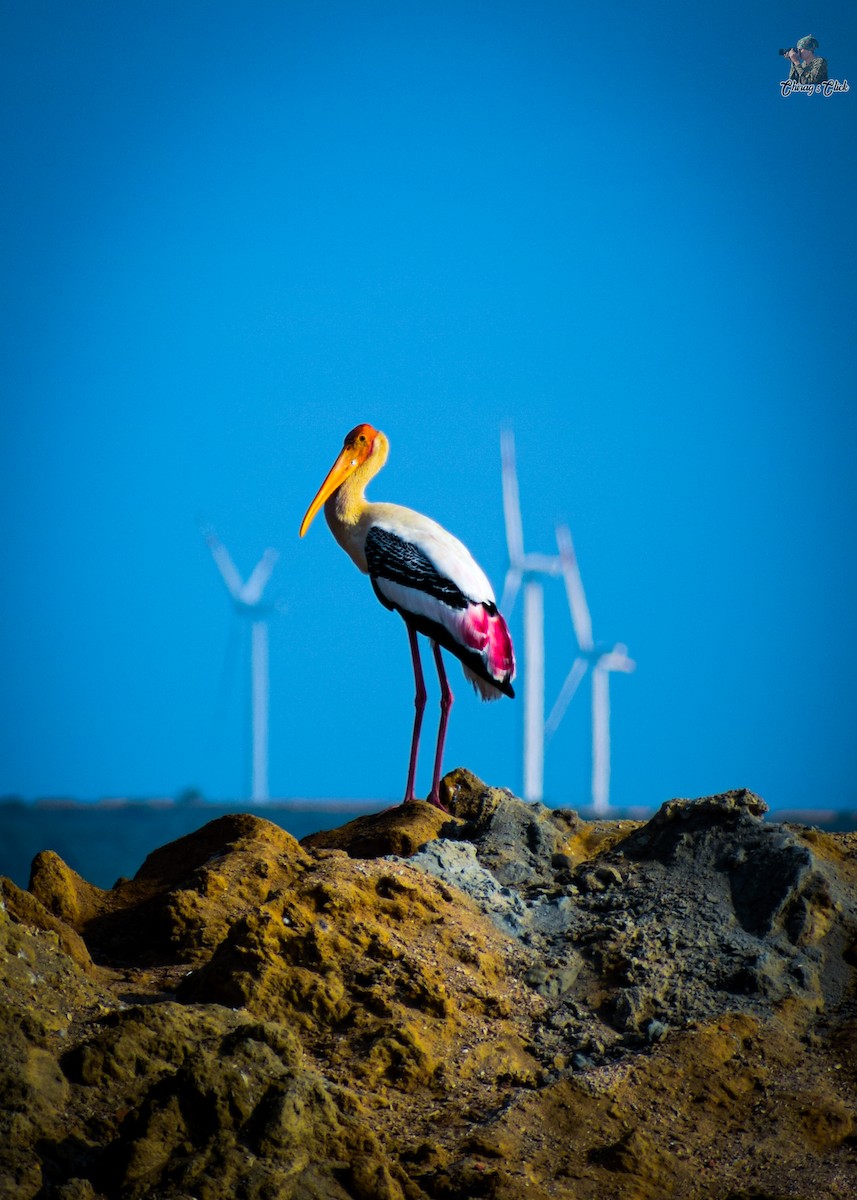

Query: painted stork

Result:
[299,423,515,808]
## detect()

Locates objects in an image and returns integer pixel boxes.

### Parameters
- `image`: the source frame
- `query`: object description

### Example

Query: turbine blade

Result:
[501,567,522,619]
[500,428,525,565]
[545,656,589,739]
[201,523,244,600]
[241,548,280,606]
[556,524,594,651]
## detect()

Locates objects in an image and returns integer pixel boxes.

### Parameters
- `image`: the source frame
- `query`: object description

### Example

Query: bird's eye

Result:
[350,459,357,467]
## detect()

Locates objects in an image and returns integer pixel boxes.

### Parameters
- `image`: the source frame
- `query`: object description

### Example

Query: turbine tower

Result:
[545,524,635,815]
[500,429,562,802]
[202,524,280,802]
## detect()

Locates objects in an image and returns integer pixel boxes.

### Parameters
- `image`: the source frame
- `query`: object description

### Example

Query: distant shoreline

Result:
[1,796,855,830]
[0,796,377,812]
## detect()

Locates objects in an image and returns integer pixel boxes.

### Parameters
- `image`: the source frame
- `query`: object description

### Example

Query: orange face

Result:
[299,423,380,537]
[343,423,378,456]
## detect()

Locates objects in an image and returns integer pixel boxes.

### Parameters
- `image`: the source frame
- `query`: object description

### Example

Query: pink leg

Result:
[428,641,453,810]
[402,622,427,804]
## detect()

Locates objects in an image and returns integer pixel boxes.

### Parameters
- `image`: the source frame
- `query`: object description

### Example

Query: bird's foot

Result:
[426,789,450,813]
[400,791,449,812]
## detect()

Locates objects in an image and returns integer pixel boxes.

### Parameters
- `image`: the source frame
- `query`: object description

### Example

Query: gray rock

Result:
[388,839,529,938]
[392,785,857,1074]
[467,793,571,889]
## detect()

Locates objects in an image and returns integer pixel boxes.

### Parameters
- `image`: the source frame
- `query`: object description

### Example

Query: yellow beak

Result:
[299,447,359,537]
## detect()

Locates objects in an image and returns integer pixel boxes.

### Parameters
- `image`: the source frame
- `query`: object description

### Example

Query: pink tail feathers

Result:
[486,607,515,685]
[456,602,516,700]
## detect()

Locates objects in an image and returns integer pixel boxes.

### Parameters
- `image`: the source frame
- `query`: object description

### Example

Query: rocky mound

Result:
[2,772,856,1199]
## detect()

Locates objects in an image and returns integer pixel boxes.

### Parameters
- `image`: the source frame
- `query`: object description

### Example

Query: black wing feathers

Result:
[365,526,468,610]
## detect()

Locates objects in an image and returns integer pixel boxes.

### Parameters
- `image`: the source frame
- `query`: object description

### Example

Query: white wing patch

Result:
[367,507,495,604]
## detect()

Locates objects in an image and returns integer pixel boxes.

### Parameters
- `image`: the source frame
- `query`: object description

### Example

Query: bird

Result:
[299,423,515,809]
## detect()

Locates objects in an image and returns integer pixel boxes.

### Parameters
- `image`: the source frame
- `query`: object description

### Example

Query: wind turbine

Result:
[202,524,280,802]
[545,524,635,815]
[500,429,563,802]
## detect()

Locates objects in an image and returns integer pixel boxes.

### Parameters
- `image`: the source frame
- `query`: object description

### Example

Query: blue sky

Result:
[1,1,855,811]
